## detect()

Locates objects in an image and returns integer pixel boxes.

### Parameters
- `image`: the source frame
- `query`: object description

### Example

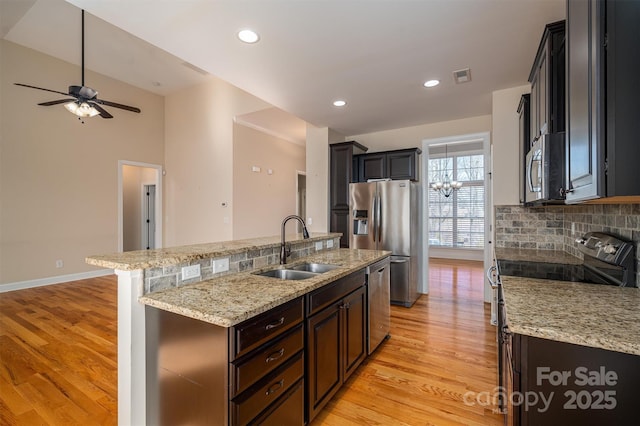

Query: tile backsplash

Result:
[143,237,341,294]
[495,204,640,286]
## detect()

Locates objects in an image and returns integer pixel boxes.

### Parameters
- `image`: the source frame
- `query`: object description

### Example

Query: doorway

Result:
[119,161,163,252]
[296,171,307,232]
[421,132,492,302]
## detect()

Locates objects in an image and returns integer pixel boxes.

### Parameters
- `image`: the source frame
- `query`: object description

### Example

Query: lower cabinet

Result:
[306,271,367,422]
[508,334,640,425]
[146,266,376,426]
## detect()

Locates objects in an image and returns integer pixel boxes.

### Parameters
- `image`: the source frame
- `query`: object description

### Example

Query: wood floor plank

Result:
[312,258,502,425]
[0,259,502,425]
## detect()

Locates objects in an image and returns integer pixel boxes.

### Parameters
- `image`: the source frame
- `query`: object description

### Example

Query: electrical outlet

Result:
[213,258,229,273]
[182,264,201,280]
[55,260,64,268]
[326,239,334,248]
[315,241,323,251]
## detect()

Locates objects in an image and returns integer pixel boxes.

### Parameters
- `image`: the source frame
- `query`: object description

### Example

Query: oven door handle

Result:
[486,265,498,289]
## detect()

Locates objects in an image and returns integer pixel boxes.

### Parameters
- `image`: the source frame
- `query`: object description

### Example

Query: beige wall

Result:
[491,85,530,206]
[163,77,272,246]
[0,40,165,285]
[348,115,492,152]
[305,126,346,233]
[232,123,305,239]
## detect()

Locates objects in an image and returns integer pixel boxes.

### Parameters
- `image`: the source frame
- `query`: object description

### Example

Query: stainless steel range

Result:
[498,232,636,287]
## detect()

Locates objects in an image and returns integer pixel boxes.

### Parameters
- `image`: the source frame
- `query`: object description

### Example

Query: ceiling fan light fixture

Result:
[237,29,260,44]
[65,101,100,118]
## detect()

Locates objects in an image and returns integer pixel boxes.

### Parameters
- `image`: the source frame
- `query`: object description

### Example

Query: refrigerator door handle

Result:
[376,194,382,243]
[390,259,408,264]
[372,195,377,242]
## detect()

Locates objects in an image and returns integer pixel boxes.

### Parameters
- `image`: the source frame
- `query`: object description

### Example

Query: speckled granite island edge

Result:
[139,248,391,327]
[85,232,341,270]
[501,275,640,356]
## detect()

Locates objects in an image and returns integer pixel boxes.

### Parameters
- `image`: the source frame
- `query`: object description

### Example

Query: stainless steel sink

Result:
[254,269,318,280]
[289,263,340,273]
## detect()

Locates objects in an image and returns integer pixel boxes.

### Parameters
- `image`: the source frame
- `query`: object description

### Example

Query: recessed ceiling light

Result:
[333,100,347,107]
[424,79,440,88]
[237,29,260,43]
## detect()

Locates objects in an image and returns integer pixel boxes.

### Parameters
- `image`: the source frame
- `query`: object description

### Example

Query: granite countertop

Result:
[86,232,341,271]
[139,248,391,327]
[501,275,640,356]
[495,248,581,265]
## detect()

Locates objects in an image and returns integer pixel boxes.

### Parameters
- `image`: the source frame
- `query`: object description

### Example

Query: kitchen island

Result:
[86,233,389,426]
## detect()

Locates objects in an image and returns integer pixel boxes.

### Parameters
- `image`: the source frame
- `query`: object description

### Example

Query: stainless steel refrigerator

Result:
[349,180,422,307]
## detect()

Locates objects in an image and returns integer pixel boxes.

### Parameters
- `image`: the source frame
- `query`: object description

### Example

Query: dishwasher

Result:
[366,257,391,354]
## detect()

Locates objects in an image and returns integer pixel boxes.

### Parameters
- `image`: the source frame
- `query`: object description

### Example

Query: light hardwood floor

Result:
[0,259,502,425]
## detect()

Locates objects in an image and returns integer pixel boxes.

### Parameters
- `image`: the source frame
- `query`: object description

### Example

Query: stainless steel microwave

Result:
[525,132,566,204]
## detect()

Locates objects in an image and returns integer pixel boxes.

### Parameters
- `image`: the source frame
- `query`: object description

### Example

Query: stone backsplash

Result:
[143,237,341,294]
[495,204,640,286]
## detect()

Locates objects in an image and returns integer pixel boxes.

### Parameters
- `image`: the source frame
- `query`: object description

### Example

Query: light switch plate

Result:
[315,241,323,251]
[182,264,201,280]
[326,239,334,248]
[213,258,229,273]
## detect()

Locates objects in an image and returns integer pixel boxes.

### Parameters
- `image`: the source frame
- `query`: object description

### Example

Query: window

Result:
[428,152,484,248]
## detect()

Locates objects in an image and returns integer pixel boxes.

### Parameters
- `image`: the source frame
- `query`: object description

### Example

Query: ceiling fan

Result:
[14,9,141,122]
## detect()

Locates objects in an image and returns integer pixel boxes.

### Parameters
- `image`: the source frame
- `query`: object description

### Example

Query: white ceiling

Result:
[3,0,565,138]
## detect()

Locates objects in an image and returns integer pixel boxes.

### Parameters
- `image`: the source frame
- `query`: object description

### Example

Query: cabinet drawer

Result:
[230,353,304,426]
[307,269,365,316]
[230,324,303,397]
[231,297,304,359]
[251,379,304,426]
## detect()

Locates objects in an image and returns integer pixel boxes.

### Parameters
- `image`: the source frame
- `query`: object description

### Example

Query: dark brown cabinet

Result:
[357,153,386,181]
[507,334,640,425]
[517,94,531,204]
[329,141,367,247]
[306,270,367,422]
[355,148,421,182]
[566,0,640,203]
[528,20,565,141]
[147,265,379,426]
[145,297,306,426]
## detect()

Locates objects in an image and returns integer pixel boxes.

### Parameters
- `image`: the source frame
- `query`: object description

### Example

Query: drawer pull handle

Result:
[265,379,284,396]
[265,317,285,330]
[266,348,285,363]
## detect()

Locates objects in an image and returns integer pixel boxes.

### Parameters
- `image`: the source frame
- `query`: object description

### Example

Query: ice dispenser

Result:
[353,209,369,235]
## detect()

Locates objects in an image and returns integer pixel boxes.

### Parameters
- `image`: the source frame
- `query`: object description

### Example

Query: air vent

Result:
[453,68,472,84]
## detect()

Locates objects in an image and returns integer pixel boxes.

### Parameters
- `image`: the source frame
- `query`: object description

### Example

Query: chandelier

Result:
[431,144,462,198]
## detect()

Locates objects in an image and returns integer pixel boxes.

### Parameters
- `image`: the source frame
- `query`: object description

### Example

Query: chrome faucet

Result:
[280,215,310,264]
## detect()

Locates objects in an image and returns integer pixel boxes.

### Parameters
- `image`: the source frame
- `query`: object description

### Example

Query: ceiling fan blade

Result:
[15,83,71,97]
[94,98,141,113]
[38,99,76,106]
[90,102,113,119]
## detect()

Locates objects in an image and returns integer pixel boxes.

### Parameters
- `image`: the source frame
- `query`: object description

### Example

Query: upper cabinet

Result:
[355,148,421,182]
[565,0,640,203]
[528,20,565,143]
[518,94,531,204]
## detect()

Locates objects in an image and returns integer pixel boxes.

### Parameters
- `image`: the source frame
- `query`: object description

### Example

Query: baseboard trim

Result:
[0,269,115,293]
